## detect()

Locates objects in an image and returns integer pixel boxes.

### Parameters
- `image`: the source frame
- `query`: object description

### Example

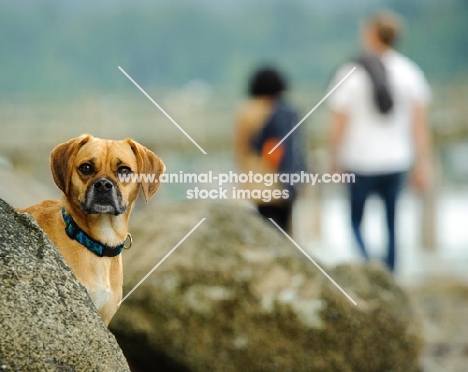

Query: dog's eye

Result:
[79,163,94,175]
[117,166,132,175]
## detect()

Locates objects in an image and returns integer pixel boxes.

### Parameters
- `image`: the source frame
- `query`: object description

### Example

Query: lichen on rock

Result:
[110,201,423,372]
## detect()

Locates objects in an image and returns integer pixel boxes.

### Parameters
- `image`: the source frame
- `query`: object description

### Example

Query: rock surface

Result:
[409,278,468,372]
[0,198,130,372]
[110,201,423,372]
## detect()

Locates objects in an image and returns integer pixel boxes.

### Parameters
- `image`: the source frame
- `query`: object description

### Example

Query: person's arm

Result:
[234,109,251,172]
[329,110,348,174]
[411,103,433,192]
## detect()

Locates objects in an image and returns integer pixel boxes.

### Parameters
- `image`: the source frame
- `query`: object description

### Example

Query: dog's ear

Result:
[50,134,92,195]
[126,139,165,202]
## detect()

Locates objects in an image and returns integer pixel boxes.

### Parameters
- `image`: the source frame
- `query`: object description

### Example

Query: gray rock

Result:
[0,198,130,372]
[110,201,423,372]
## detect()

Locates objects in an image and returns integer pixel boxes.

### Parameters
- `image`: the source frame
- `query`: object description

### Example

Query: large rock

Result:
[110,202,423,372]
[409,278,468,372]
[0,198,130,371]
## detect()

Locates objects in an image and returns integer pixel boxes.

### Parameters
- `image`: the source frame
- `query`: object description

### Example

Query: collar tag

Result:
[123,233,132,249]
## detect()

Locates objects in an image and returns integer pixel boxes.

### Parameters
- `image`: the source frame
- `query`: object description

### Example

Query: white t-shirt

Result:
[329,50,431,174]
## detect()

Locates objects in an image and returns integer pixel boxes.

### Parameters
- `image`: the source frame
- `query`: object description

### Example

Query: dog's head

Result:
[50,134,165,215]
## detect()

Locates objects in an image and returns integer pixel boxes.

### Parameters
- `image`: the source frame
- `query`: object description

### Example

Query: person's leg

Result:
[348,174,372,260]
[280,201,294,235]
[258,202,293,234]
[376,172,406,271]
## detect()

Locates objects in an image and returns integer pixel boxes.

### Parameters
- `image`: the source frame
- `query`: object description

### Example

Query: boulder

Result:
[0,198,130,372]
[409,278,468,371]
[110,201,423,372]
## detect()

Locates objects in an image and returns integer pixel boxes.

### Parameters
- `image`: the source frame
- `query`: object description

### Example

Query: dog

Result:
[17,134,165,325]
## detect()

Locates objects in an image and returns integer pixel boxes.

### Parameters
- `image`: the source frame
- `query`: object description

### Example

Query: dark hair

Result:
[248,67,287,98]
[365,10,404,47]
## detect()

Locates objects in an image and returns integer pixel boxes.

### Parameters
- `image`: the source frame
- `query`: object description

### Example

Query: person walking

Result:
[328,11,432,271]
[235,66,306,234]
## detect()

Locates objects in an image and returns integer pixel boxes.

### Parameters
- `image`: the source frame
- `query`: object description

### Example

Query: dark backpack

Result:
[250,100,306,194]
[356,54,394,114]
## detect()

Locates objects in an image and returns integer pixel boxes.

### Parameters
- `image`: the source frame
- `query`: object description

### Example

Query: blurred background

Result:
[1,0,468,370]
[1,0,467,275]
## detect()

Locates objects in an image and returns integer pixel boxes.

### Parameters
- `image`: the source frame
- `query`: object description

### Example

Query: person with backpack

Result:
[328,11,433,271]
[235,66,306,234]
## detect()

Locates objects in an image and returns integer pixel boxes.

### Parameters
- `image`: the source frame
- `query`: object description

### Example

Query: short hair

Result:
[365,10,404,47]
[248,67,287,98]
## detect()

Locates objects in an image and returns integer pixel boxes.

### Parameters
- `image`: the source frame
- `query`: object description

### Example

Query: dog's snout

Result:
[94,178,114,193]
[83,177,124,215]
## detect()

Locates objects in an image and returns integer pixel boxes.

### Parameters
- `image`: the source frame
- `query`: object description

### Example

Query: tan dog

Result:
[17,134,165,325]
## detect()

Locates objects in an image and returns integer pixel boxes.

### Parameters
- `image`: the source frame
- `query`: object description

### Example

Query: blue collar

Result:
[62,208,126,257]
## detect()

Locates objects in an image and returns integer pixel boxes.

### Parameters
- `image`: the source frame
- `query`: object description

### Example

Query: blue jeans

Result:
[348,171,406,271]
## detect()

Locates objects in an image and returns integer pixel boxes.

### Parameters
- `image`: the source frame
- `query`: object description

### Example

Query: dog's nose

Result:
[94,178,114,193]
